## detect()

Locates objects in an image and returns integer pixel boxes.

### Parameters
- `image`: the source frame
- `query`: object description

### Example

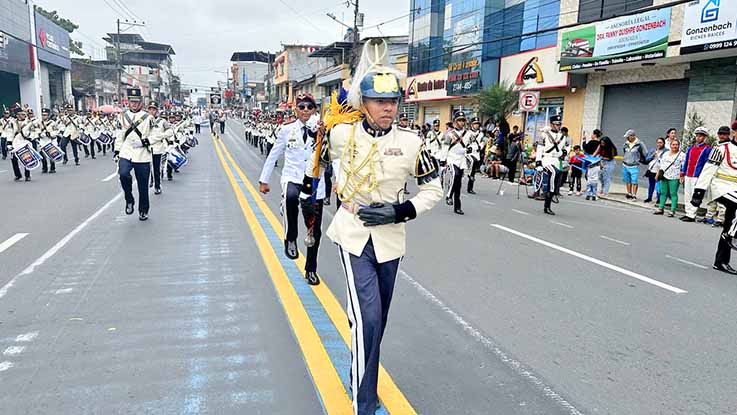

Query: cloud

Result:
[42,0,409,88]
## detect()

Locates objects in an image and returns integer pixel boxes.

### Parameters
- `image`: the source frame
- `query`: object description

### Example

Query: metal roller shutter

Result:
[601,79,689,147]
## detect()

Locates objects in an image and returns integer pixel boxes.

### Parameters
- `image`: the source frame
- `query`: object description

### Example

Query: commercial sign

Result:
[447,57,481,95]
[519,91,540,112]
[559,8,671,71]
[0,31,33,78]
[34,11,71,70]
[681,0,737,54]
[405,69,455,102]
[500,47,568,90]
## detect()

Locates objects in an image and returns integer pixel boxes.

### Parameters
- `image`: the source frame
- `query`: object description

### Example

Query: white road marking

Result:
[0,194,121,300]
[3,346,25,356]
[482,200,496,206]
[551,221,574,229]
[54,288,74,294]
[599,235,631,246]
[102,172,118,182]
[0,233,29,254]
[0,170,6,173]
[15,332,38,342]
[567,199,643,213]
[492,224,687,294]
[665,255,709,270]
[0,361,13,372]
[511,209,530,216]
[399,269,584,415]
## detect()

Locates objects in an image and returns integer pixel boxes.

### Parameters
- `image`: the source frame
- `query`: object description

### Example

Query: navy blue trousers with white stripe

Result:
[338,238,400,415]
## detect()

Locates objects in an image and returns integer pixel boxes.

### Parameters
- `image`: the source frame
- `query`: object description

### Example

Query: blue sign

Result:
[701,0,720,23]
[34,11,71,70]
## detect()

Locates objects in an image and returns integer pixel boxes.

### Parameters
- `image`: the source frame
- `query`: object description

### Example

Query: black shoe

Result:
[42,169,48,174]
[643,198,652,203]
[85,154,89,159]
[586,196,591,200]
[167,177,173,181]
[544,207,556,215]
[625,194,632,199]
[446,197,453,206]
[14,176,21,181]
[467,189,476,195]
[154,187,162,195]
[323,199,330,206]
[713,263,737,275]
[139,212,148,221]
[63,160,68,165]
[285,240,299,260]
[454,209,464,215]
[75,161,80,166]
[50,169,56,174]
[680,216,695,222]
[92,156,96,160]
[305,271,320,286]
[25,176,31,182]
[125,202,135,215]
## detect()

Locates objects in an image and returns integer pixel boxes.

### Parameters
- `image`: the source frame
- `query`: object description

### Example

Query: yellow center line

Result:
[218,137,416,414]
[212,137,352,414]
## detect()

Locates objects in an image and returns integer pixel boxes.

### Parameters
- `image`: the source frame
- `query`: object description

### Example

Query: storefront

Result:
[35,10,72,109]
[0,2,35,110]
[405,69,477,126]
[500,46,585,145]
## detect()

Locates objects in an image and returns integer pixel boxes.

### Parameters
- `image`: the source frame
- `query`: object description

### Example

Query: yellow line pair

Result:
[212,136,415,414]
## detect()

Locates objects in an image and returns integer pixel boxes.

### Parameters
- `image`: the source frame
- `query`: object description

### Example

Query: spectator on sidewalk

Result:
[595,135,617,196]
[622,129,648,200]
[583,129,602,155]
[665,128,678,147]
[505,134,522,182]
[568,145,584,195]
[644,137,667,203]
[680,127,711,222]
[557,127,571,195]
[585,159,600,201]
[654,139,686,217]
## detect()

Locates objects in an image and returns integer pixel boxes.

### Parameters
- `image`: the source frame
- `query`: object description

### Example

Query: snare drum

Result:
[14,143,43,170]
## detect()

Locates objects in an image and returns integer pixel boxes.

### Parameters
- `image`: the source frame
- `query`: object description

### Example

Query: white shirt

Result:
[259,119,326,199]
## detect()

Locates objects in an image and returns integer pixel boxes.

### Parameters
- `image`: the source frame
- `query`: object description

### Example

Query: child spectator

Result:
[568,145,584,195]
[586,160,601,201]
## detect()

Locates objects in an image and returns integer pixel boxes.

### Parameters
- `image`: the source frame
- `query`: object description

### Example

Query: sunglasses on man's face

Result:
[297,104,315,111]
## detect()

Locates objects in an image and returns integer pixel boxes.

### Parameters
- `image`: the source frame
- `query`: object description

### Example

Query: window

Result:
[578,0,653,23]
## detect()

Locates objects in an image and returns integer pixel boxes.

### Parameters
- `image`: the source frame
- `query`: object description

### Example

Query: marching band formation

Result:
[1,87,199,221]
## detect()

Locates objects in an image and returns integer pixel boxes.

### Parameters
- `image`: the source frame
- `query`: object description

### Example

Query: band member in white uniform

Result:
[114,88,157,221]
[535,115,567,215]
[425,119,442,165]
[59,105,81,166]
[148,103,170,195]
[466,117,483,194]
[9,110,32,181]
[36,108,59,174]
[259,93,324,286]
[443,111,472,215]
[692,125,737,275]
[300,39,443,414]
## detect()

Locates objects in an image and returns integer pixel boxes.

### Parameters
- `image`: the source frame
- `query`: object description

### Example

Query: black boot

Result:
[284,240,299,260]
[125,201,135,215]
[139,211,149,221]
[305,271,320,286]
[714,263,737,275]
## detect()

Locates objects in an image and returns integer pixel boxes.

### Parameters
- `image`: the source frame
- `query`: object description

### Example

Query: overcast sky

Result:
[44,0,410,89]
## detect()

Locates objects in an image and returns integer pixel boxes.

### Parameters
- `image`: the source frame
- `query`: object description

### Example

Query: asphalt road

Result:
[0,121,735,415]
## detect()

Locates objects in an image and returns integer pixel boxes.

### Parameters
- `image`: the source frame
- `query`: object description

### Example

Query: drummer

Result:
[10,109,33,181]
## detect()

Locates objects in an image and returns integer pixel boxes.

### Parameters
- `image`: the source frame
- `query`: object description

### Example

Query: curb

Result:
[599,193,686,213]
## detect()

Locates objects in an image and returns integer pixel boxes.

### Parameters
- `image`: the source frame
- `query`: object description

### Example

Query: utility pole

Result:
[115,19,146,105]
[351,0,359,72]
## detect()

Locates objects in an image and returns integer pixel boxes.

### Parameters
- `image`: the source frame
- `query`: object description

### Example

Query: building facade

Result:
[0,0,37,111]
[230,51,274,110]
[559,0,737,145]
[34,9,72,109]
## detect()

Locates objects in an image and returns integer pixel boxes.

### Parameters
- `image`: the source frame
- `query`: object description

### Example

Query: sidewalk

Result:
[600,182,686,213]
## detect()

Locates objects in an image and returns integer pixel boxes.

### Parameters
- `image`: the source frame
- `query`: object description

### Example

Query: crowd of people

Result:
[1,92,202,220]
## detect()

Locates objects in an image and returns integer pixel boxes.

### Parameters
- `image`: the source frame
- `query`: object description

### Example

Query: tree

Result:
[682,109,717,148]
[478,80,520,123]
[34,6,85,56]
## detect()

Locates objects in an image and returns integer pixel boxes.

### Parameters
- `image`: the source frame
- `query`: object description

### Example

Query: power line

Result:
[277,0,323,32]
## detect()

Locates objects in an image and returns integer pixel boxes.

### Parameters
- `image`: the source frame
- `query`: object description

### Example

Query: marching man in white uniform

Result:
[34,108,59,174]
[535,114,567,215]
[259,93,325,286]
[443,111,473,215]
[148,103,170,195]
[424,119,442,165]
[300,39,443,414]
[114,88,158,221]
[9,110,32,181]
[691,125,737,275]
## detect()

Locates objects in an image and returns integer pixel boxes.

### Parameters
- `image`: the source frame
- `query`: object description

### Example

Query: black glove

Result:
[358,203,397,227]
[141,138,151,147]
[691,188,705,208]
[113,151,120,162]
